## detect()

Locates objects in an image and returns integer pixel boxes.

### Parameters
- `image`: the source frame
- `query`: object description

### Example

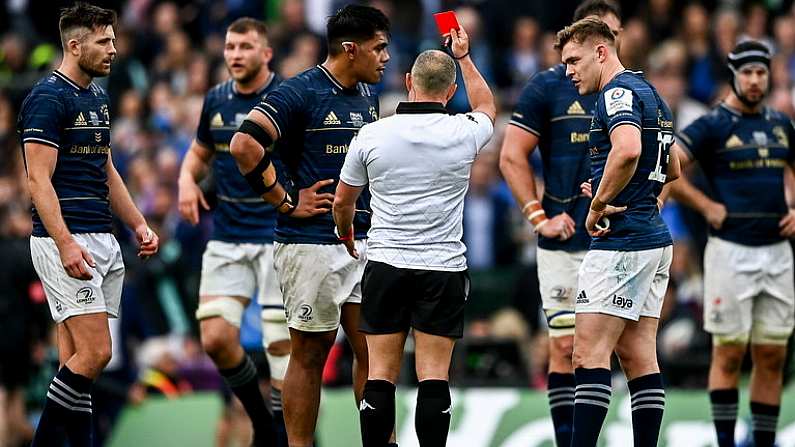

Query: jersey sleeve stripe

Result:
[675,133,695,159]
[607,120,642,135]
[252,105,282,138]
[23,137,59,149]
[508,120,541,137]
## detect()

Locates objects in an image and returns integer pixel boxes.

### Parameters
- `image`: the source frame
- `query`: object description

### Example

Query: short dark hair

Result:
[227,17,269,40]
[326,5,390,56]
[573,0,622,22]
[554,17,615,51]
[59,3,117,47]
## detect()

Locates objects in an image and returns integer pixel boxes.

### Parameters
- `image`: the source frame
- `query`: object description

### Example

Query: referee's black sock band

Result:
[360,379,396,447]
[219,355,275,445]
[415,380,452,447]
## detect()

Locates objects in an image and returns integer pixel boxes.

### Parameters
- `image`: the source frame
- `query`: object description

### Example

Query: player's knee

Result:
[290,337,334,370]
[550,335,574,362]
[82,341,112,374]
[713,349,745,375]
[752,345,787,373]
[200,327,235,360]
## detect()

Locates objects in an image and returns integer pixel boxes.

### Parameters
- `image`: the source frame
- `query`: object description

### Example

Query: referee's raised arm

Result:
[449,26,496,122]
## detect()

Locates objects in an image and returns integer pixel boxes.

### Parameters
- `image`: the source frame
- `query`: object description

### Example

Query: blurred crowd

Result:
[2,0,795,445]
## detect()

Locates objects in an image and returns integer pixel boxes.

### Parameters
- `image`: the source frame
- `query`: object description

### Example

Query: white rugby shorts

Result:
[576,246,673,320]
[199,240,282,307]
[30,233,125,323]
[537,248,586,336]
[273,240,366,332]
[703,236,794,342]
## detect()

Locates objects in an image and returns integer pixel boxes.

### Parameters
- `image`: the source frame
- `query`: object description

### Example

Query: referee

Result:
[332,26,495,447]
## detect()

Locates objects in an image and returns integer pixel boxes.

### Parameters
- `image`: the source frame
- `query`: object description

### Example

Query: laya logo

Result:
[298,304,313,322]
[611,294,633,309]
[76,287,95,305]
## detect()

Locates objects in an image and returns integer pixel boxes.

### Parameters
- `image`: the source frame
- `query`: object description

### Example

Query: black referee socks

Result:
[32,366,93,447]
[360,379,396,446]
[628,373,665,447]
[548,372,575,447]
[572,367,611,447]
[219,355,275,446]
[415,379,452,447]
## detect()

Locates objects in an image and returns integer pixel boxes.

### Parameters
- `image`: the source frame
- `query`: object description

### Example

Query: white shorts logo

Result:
[605,87,633,116]
[298,304,313,322]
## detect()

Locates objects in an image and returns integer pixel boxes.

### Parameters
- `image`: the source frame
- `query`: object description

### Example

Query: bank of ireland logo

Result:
[76,287,95,305]
[298,304,313,322]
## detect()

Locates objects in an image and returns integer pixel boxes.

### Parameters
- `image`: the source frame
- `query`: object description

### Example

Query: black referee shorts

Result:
[360,260,469,338]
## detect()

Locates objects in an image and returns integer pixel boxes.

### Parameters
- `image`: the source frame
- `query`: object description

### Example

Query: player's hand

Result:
[177,180,209,226]
[704,201,728,230]
[538,212,576,241]
[448,26,470,59]
[58,238,95,280]
[580,179,593,198]
[779,209,795,237]
[291,179,335,218]
[343,239,358,259]
[136,225,159,258]
[585,202,627,237]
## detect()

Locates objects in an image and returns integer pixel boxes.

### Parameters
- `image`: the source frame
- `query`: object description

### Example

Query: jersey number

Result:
[649,132,673,183]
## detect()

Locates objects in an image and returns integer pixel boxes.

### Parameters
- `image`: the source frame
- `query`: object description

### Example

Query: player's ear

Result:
[67,38,81,57]
[445,82,457,103]
[405,73,413,95]
[596,43,607,62]
[341,41,356,60]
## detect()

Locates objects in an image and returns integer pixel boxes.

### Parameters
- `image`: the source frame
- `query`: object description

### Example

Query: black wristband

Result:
[453,51,470,60]
[243,154,273,195]
[237,119,274,149]
[277,191,296,215]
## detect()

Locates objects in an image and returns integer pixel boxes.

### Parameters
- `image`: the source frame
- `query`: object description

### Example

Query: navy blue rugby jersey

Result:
[510,64,594,252]
[196,74,281,244]
[678,104,795,246]
[253,65,377,244]
[18,71,113,237]
[589,70,673,251]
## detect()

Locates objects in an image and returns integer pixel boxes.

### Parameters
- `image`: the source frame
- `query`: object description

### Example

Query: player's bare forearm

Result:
[332,181,363,235]
[107,158,146,231]
[668,172,718,216]
[499,126,541,207]
[24,144,72,246]
[593,152,639,210]
[593,125,642,209]
[178,141,212,187]
[230,131,288,207]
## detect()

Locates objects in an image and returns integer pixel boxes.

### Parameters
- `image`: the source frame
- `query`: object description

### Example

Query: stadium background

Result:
[1,0,795,445]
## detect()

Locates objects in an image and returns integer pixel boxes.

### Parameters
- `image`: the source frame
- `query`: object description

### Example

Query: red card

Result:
[433,11,460,36]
